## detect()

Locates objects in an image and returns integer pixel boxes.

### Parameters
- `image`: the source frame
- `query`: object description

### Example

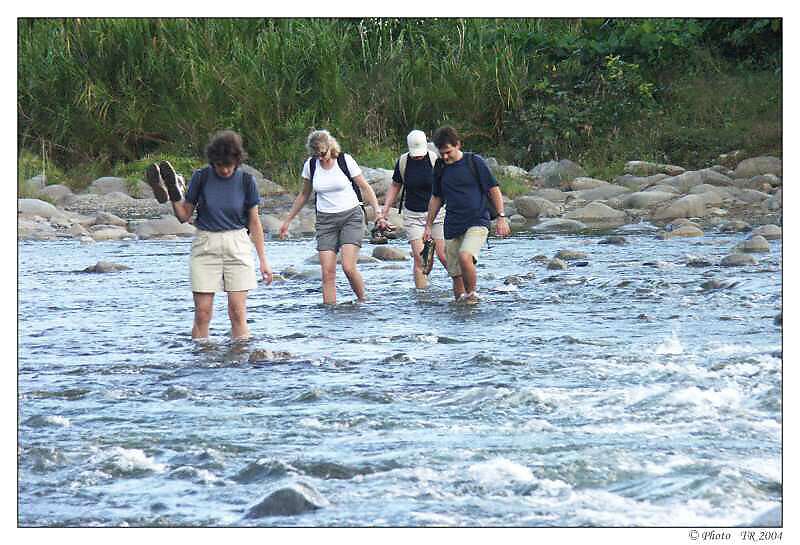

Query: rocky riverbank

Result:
[18,153,781,266]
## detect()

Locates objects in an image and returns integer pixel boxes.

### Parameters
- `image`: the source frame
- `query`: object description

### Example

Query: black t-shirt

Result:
[391,155,435,212]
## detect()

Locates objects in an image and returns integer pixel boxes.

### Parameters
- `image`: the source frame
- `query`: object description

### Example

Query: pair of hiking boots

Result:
[369,222,398,245]
[145,161,186,204]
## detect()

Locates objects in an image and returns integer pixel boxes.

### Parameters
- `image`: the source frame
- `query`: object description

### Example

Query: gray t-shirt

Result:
[185,167,260,232]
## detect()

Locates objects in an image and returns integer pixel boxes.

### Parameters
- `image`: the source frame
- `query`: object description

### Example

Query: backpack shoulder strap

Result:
[337,153,353,181]
[427,150,438,168]
[399,152,409,183]
[308,156,317,182]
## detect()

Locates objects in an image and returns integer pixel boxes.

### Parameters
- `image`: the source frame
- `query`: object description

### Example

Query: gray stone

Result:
[645,184,680,194]
[509,214,527,229]
[599,236,627,245]
[547,258,568,270]
[531,218,587,234]
[135,216,196,239]
[90,225,134,241]
[570,185,630,202]
[718,220,751,233]
[260,214,284,237]
[734,189,770,204]
[652,194,709,221]
[752,224,781,240]
[765,189,782,211]
[245,482,328,518]
[566,177,609,191]
[736,235,770,253]
[708,164,736,177]
[18,198,62,219]
[718,150,745,168]
[372,246,408,261]
[82,261,131,273]
[94,211,128,228]
[622,191,676,209]
[564,202,626,227]
[38,184,74,205]
[360,167,394,198]
[68,224,90,237]
[26,174,47,190]
[624,161,686,177]
[529,159,586,188]
[734,156,782,178]
[720,253,757,267]
[668,225,704,238]
[554,250,587,261]
[529,188,567,203]
[514,196,562,218]
[89,177,130,195]
[496,164,529,178]
[17,218,58,240]
[614,173,670,191]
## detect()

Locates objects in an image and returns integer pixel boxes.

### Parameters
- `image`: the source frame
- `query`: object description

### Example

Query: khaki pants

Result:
[190,229,257,292]
[444,226,489,277]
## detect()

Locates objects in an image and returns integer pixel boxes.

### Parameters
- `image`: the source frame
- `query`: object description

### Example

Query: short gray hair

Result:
[306,129,341,158]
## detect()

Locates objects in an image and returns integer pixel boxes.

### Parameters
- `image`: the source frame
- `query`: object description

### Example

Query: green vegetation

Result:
[18,18,781,193]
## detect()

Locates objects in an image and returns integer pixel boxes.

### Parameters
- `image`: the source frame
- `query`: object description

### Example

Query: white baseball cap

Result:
[406,130,428,157]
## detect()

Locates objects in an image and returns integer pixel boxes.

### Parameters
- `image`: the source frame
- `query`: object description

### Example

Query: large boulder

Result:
[89,225,135,241]
[82,261,131,273]
[529,159,586,188]
[134,216,196,239]
[372,245,408,261]
[622,191,676,209]
[531,218,587,234]
[38,184,74,205]
[513,196,562,218]
[18,198,63,219]
[245,482,328,519]
[736,235,770,253]
[89,177,130,195]
[563,202,626,227]
[529,188,567,203]
[765,189,782,211]
[17,217,58,240]
[565,177,609,191]
[624,161,685,177]
[720,253,757,267]
[94,211,128,228]
[734,156,782,178]
[569,185,630,202]
[734,189,770,204]
[752,224,781,240]
[239,164,288,196]
[614,173,670,191]
[652,194,710,221]
[360,167,393,199]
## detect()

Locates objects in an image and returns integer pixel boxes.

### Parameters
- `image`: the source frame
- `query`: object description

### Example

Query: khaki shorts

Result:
[445,226,489,278]
[190,229,257,293]
[403,207,445,241]
[316,205,365,252]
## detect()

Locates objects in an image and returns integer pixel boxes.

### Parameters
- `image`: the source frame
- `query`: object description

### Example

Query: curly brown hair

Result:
[432,126,461,149]
[205,130,248,165]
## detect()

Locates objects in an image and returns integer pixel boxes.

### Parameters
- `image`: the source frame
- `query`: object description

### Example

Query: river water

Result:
[17,227,782,527]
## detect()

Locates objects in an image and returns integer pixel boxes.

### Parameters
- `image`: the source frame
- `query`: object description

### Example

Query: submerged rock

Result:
[245,482,328,518]
[736,235,770,253]
[598,236,627,245]
[81,261,131,273]
[554,250,588,261]
[531,218,587,234]
[547,258,568,270]
[372,246,408,261]
[752,224,781,240]
[720,253,757,267]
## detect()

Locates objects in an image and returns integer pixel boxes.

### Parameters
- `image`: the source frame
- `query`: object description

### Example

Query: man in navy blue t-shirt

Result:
[423,126,511,304]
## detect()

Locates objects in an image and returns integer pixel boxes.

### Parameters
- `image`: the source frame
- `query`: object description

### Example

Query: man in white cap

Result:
[379,130,447,288]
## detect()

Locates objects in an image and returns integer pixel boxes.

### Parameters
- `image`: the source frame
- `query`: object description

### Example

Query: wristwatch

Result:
[497,213,506,218]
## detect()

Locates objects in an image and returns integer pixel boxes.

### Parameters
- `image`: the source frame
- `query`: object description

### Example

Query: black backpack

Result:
[433,152,499,220]
[194,166,257,232]
[308,153,365,212]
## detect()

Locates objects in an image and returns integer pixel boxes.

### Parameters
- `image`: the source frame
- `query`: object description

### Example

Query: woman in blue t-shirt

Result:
[379,130,447,289]
[146,130,273,339]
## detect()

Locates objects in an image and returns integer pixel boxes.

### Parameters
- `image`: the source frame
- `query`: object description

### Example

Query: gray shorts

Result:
[315,205,365,252]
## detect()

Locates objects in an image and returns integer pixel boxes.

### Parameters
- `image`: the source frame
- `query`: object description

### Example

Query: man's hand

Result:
[495,217,511,238]
[278,221,290,240]
[422,224,432,242]
[260,260,273,285]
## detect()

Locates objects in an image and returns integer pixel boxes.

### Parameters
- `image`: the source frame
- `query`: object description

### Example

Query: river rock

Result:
[18,198,63,219]
[733,156,782,178]
[569,185,630,202]
[89,177,130,195]
[752,224,781,240]
[708,164,736,178]
[668,225,704,238]
[734,188,770,204]
[555,250,587,260]
[564,202,626,227]
[529,159,586,188]
[372,246,408,261]
[496,164,529,178]
[624,161,685,177]
[765,189,782,211]
[718,220,751,233]
[529,188,567,202]
[245,482,328,518]
[532,218,587,234]
[614,173,669,191]
[18,217,58,240]
[622,191,676,209]
[135,216,196,239]
[94,211,128,228]
[720,253,757,267]
[82,261,131,273]
[38,184,74,205]
[652,194,710,221]
[260,214,284,237]
[89,225,134,241]
[718,150,745,168]
[514,196,562,218]
[736,235,770,253]
[599,236,627,245]
[645,184,680,194]
[547,258,568,270]
[509,214,527,229]
[565,177,609,191]
[360,167,393,198]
